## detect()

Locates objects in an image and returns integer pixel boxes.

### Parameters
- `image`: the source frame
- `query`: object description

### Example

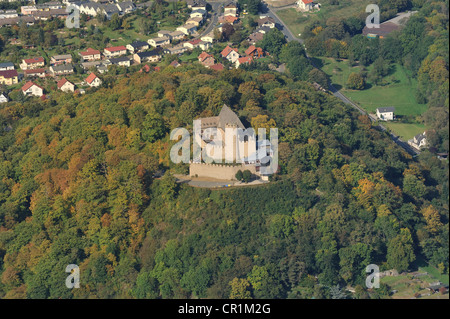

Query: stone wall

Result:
[189,163,257,180]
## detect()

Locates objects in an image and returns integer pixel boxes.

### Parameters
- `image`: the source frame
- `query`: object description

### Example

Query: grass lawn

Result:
[276,0,373,37]
[319,57,427,117]
[419,265,449,285]
[384,122,427,140]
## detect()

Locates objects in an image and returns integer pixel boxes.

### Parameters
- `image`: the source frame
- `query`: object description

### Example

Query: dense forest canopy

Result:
[0,60,447,298]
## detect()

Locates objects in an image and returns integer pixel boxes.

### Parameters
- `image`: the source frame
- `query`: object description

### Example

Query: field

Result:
[384,122,427,140]
[276,0,373,37]
[318,57,427,116]
[381,272,449,299]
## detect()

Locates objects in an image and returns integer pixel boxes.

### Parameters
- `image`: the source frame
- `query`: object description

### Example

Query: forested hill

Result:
[0,65,448,299]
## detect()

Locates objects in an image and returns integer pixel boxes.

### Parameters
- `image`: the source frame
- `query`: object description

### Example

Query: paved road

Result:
[199,1,225,37]
[261,2,420,156]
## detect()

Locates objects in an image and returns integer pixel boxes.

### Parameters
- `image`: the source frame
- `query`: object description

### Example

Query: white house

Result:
[57,78,75,93]
[221,45,240,63]
[21,81,44,97]
[408,132,428,151]
[297,0,315,11]
[147,37,171,47]
[176,24,197,35]
[85,73,102,87]
[376,107,395,121]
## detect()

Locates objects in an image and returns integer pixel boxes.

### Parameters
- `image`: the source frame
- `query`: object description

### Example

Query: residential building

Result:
[221,45,240,63]
[190,9,207,19]
[297,0,314,11]
[133,50,161,64]
[0,69,19,85]
[235,56,253,68]
[85,72,102,87]
[50,54,73,65]
[0,62,14,71]
[147,37,170,48]
[22,81,44,97]
[201,32,215,43]
[126,41,149,53]
[185,16,204,27]
[209,63,224,71]
[224,2,238,17]
[20,57,45,70]
[163,45,189,55]
[245,45,264,58]
[50,63,74,76]
[198,52,215,67]
[376,107,395,121]
[57,78,75,92]
[170,60,181,68]
[24,68,46,78]
[257,16,276,29]
[168,31,186,41]
[176,24,197,35]
[104,46,127,58]
[408,131,428,151]
[79,48,101,61]
[107,56,132,67]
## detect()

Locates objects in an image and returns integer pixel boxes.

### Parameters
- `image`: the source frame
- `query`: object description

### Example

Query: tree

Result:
[346,72,365,90]
[235,170,243,181]
[242,170,252,183]
[258,28,286,57]
[229,278,252,299]
[387,228,416,272]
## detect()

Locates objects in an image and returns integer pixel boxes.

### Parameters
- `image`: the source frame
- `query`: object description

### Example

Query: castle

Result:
[189,105,276,181]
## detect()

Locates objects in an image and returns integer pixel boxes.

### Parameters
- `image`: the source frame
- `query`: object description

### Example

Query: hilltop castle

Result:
[189,105,276,181]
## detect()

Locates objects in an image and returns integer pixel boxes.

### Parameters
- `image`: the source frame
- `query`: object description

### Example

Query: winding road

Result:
[259,1,420,156]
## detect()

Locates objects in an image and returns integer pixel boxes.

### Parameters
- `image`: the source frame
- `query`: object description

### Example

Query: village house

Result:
[210,63,225,71]
[245,45,264,58]
[106,56,132,67]
[248,32,264,45]
[201,32,215,43]
[168,31,186,41]
[57,78,75,93]
[176,24,197,35]
[50,54,73,66]
[297,0,315,12]
[185,16,204,27]
[133,50,161,64]
[50,64,74,76]
[163,45,189,55]
[104,46,127,58]
[198,52,215,67]
[408,131,428,151]
[221,45,240,63]
[81,60,103,70]
[376,107,395,121]
[219,15,239,24]
[224,3,238,17]
[20,57,45,70]
[0,62,14,71]
[85,73,102,87]
[126,41,149,53]
[235,56,253,68]
[0,69,18,85]
[24,68,46,78]
[170,60,181,68]
[148,37,171,48]
[79,48,102,62]
[186,0,207,10]
[22,81,44,97]
[190,8,207,19]
[257,16,276,29]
